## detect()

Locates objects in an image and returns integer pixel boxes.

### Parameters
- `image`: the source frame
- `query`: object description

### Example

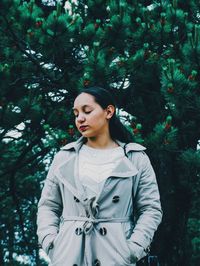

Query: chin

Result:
[80,131,95,138]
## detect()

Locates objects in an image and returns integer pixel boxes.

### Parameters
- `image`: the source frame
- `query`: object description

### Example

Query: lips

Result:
[79,125,89,132]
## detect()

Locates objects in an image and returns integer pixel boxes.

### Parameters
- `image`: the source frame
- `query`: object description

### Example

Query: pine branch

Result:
[2,15,61,85]
[0,136,48,177]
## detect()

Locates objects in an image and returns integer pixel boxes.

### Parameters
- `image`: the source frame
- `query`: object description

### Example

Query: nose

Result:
[76,113,86,123]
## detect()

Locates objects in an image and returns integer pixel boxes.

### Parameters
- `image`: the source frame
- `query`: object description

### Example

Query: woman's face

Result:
[73,93,114,139]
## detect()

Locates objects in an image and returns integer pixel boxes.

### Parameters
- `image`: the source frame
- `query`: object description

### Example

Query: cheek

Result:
[93,114,107,127]
[89,113,102,124]
[75,119,79,128]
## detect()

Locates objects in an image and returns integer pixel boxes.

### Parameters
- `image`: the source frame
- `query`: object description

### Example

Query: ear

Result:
[105,105,115,119]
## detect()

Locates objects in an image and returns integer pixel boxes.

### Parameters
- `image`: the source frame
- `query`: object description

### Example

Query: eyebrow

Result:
[72,105,92,110]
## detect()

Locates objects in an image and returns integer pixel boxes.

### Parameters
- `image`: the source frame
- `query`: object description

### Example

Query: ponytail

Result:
[110,114,134,143]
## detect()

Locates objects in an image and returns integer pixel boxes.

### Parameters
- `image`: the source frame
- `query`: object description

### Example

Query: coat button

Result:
[48,242,54,250]
[94,259,101,266]
[74,196,80,202]
[112,195,120,203]
[73,264,78,266]
[99,227,107,236]
[75,228,83,235]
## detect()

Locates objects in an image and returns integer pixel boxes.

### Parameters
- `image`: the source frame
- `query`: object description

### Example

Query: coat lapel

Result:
[95,156,139,203]
[109,156,138,178]
[54,154,87,203]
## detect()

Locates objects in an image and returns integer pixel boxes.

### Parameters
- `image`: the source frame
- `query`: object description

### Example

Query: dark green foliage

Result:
[0,0,199,265]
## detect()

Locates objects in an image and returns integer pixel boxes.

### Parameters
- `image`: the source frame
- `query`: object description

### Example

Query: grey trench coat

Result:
[37,137,162,266]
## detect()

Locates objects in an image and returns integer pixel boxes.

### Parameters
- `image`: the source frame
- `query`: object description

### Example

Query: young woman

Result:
[37,86,162,266]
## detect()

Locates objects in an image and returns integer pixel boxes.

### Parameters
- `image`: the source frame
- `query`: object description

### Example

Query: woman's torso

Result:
[48,143,139,265]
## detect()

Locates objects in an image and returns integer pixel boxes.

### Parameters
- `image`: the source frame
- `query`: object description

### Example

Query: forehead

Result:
[73,93,97,108]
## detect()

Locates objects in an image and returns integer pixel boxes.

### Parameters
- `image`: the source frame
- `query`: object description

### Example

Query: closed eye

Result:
[73,111,91,118]
[85,110,92,114]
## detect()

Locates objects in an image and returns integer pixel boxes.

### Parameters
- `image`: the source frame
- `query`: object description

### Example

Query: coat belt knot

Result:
[83,197,99,234]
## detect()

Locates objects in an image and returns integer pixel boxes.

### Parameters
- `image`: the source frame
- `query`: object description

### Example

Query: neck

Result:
[86,134,118,149]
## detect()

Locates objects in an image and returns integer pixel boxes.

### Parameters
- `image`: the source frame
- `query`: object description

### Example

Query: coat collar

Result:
[60,136,146,154]
[57,137,146,202]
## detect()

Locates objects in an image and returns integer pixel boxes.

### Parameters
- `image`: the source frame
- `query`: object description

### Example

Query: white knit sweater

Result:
[79,144,125,197]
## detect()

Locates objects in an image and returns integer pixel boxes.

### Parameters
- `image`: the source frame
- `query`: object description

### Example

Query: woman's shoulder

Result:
[50,140,78,165]
[125,142,146,152]
[115,140,148,164]
[59,137,86,152]
[125,143,147,164]
[125,142,154,170]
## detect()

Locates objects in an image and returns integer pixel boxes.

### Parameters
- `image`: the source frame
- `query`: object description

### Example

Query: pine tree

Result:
[0,0,199,265]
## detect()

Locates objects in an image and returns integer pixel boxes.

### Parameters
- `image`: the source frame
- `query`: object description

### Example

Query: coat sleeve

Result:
[128,152,163,262]
[36,152,63,254]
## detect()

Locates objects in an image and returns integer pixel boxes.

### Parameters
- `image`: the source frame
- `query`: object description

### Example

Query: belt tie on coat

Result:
[62,197,131,235]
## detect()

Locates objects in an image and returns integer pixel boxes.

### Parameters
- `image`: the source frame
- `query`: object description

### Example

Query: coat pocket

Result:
[47,231,60,260]
[48,221,74,263]
[116,223,132,264]
[121,223,145,263]
[127,240,147,263]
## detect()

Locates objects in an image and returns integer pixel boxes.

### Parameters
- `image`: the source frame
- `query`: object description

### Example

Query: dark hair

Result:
[76,86,133,144]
